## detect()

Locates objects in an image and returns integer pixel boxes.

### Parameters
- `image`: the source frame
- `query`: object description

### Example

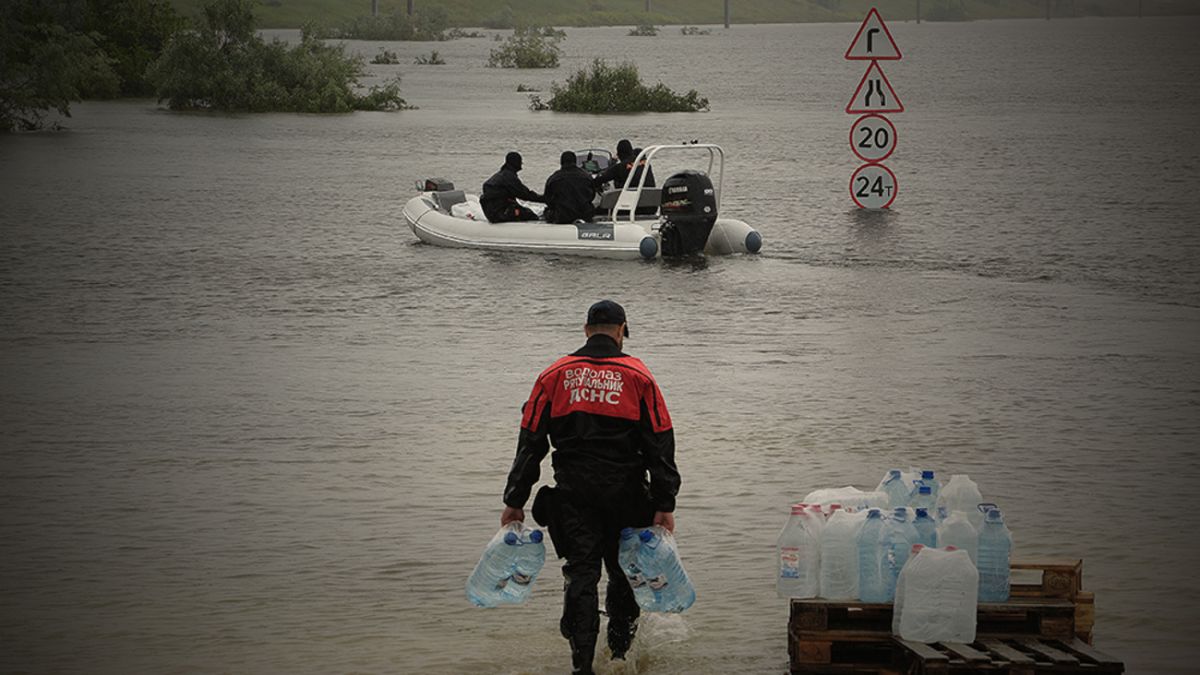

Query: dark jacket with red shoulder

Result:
[503,334,679,512]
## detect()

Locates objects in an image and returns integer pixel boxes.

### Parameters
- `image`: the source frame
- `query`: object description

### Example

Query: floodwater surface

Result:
[1,17,1199,675]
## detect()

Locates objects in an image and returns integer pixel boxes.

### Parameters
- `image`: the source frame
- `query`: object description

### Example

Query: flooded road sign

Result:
[850,113,897,162]
[850,163,898,210]
[844,7,902,60]
[845,7,902,209]
[846,62,904,114]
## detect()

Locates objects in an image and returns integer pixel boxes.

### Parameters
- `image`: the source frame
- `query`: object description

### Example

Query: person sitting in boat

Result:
[542,151,597,224]
[481,151,545,223]
[591,139,656,190]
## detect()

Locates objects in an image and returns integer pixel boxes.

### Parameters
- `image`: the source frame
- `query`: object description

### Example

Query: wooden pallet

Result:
[790,599,1079,672]
[788,559,1107,674]
[896,636,1124,674]
[1010,559,1083,601]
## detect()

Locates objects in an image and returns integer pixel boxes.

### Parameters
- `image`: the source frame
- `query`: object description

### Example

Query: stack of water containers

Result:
[618,525,696,613]
[466,522,546,607]
[776,469,1014,619]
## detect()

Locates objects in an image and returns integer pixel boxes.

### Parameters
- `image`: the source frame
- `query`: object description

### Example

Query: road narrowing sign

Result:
[846,62,904,114]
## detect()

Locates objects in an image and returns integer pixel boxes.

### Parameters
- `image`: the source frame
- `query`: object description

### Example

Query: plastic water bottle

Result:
[819,509,865,600]
[880,507,920,601]
[977,508,1013,602]
[913,508,937,549]
[778,504,821,598]
[937,475,985,528]
[856,508,887,602]
[909,485,936,511]
[636,526,695,612]
[937,511,978,565]
[916,469,940,503]
[466,523,546,607]
[618,527,655,608]
[880,470,910,508]
[892,546,978,642]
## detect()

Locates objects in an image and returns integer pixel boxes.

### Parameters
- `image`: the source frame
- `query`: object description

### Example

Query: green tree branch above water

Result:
[148,0,408,113]
[531,59,708,113]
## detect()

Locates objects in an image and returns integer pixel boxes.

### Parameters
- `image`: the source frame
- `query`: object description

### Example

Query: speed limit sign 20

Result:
[849,113,896,162]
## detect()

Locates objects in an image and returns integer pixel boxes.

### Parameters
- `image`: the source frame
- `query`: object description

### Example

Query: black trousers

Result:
[486,202,539,222]
[538,479,655,668]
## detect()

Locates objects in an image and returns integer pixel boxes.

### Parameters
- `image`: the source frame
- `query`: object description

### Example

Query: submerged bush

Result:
[487,26,563,68]
[149,0,408,112]
[628,24,659,36]
[371,49,399,64]
[316,6,449,41]
[680,26,711,35]
[446,27,484,39]
[533,59,708,113]
[414,50,445,65]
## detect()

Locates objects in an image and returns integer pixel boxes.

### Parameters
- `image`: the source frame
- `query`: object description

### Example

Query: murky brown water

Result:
[2,17,1199,674]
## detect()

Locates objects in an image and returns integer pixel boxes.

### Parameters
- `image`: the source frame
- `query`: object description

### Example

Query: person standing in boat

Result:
[481,151,545,222]
[592,139,656,190]
[500,300,680,675]
[543,151,597,224]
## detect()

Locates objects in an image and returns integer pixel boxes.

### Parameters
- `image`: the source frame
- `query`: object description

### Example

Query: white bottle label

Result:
[780,546,801,579]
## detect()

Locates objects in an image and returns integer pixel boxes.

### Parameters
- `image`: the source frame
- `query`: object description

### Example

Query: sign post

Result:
[845,8,902,209]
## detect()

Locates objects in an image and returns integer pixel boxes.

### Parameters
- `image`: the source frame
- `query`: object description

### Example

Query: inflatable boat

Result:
[401,144,763,260]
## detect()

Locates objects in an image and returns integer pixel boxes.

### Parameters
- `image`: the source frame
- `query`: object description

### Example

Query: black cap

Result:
[560,150,576,167]
[505,151,522,171]
[586,299,629,337]
[616,139,633,160]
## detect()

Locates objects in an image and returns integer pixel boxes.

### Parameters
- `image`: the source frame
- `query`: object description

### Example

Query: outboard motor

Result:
[659,170,717,257]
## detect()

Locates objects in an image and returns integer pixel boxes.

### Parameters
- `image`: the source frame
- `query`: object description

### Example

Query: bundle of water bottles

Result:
[466,522,547,607]
[776,469,1014,641]
[617,525,696,613]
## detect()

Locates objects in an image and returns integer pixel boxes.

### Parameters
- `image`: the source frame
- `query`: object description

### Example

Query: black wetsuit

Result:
[543,164,597,224]
[592,155,656,190]
[481,163,544,222]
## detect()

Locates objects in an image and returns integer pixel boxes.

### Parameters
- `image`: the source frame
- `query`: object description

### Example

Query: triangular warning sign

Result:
[845,8,902,60]
[846,62,904,114]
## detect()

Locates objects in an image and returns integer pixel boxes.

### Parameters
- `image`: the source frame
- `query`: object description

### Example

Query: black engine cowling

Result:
[659,170,717,257]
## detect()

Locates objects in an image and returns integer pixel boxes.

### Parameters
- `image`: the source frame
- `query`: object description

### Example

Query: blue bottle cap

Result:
[639,529,654,543]
[985,508,1003,522]
[915,508,929,518]
[918,486,932,495]
[620,527,636,539]
[921,470,934,479]
[866,508,882,518]
[503,532,519,545]
[892,507,908,520]
[530,530,543,543]
[889,469,902,478]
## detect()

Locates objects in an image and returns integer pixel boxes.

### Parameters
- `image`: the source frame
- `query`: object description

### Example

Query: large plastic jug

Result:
[879,470,911,508]
[893,545,978,642]
[937,475,985,528]
[618,527,655,608]
[466,522,546,607]
[636,526,696,612]
[880,507,920,601]
[936,511,978,564]
[819,509,866,600]
[977,508,1013,602]
[913,469,941,502]
[856,508,887,602]
[778,504,821,598]
[913,508,937,548]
